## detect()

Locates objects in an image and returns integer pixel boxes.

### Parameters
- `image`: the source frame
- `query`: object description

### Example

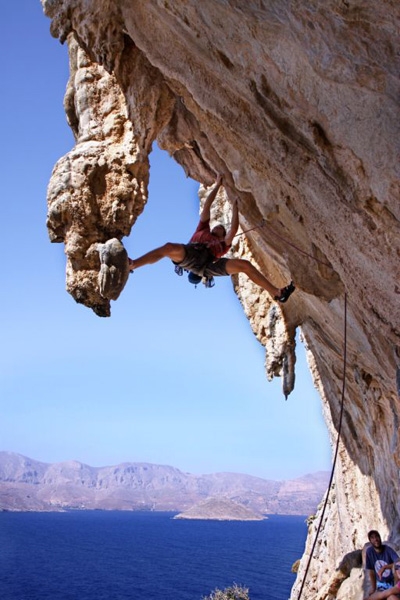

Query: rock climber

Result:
[128,174,295,303]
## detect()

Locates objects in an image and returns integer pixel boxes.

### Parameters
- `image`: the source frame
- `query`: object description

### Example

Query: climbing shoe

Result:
[275,281,295,303]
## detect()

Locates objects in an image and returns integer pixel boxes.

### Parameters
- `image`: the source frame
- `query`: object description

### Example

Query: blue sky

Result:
[0,1,332,480]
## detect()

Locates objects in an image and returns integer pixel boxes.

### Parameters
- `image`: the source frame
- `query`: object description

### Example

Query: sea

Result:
[0,511,307,600]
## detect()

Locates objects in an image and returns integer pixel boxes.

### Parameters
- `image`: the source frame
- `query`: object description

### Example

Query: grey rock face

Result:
[97,238,130,300]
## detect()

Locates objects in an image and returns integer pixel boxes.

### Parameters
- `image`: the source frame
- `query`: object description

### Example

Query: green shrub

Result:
[202,583,250,600]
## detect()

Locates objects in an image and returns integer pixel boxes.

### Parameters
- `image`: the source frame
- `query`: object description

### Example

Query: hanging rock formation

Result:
[41,1,400,598]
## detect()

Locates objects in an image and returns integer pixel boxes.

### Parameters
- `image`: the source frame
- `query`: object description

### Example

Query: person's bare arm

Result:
[200,175,223,222]
[378,561,399,579]
[368,569,378,594]
[364,585,399,600]
[224,198,239,246]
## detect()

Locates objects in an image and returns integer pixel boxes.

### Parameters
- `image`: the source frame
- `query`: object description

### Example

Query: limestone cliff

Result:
[41,1,399,598]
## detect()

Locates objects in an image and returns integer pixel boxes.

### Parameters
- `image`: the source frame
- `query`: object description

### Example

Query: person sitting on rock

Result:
[128,174,295,303]
[365,558,400,600]
[365,531,400,597]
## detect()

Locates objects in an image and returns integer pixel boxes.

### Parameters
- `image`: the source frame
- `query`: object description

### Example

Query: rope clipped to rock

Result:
[296,291,348,600]
[233,219,332,268]
[236,218,350,595]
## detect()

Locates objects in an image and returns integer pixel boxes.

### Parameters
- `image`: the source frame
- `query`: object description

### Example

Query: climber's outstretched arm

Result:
[200,174,223,222]
[224,198,239,246]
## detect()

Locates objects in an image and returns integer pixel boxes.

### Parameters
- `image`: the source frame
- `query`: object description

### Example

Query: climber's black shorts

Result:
[173,243,229,277]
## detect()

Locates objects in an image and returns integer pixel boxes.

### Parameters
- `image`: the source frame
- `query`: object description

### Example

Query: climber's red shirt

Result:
[189,219,230,259]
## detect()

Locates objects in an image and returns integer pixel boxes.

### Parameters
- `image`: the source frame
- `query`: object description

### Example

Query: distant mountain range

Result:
[0,452,329,515]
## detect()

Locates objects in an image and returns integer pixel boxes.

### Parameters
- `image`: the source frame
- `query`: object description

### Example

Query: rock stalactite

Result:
[46,34,148,316]
[41,1,400,598]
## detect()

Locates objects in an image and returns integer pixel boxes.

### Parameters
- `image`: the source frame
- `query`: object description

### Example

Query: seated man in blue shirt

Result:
[366,530,399,595]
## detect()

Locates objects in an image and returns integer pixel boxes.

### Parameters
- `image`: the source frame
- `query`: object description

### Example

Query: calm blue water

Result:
[0,512,307,600]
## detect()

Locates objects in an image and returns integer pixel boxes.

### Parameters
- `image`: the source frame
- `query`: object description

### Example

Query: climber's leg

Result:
[129,243,186,271]
[224,258,295,303]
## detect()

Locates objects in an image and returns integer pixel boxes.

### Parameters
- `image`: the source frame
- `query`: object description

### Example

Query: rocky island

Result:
[173,497,266,521]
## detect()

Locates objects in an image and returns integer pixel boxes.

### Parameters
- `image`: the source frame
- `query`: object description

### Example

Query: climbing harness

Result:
[296,292,348,600]
[188,271,202,286]
[174,264,215,288]
[187,271,215,288]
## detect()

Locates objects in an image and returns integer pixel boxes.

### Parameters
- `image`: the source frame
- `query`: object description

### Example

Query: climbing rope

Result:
[296,291,348,600]
[233,222,266,238]
[235,215,350,594]
[235,217,350,595]
[234,213,351,593]
[234,219,332,268]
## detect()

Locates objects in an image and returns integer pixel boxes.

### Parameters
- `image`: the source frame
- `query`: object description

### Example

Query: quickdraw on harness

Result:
[174,264,215,288]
